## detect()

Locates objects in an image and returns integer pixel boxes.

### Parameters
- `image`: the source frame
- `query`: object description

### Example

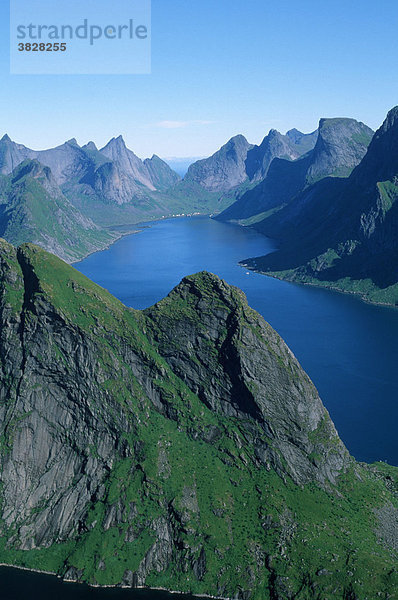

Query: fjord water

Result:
[76,216,398,466]
[0,566,194,600]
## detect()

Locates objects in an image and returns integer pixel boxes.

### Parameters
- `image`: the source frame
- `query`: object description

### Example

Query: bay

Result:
[76,216,398,466]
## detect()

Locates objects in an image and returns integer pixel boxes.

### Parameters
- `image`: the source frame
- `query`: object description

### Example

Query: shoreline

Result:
[0,563,231,600]
[240,263,398,310]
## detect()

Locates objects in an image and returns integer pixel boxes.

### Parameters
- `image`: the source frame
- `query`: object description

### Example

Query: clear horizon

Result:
[1,0,398,157]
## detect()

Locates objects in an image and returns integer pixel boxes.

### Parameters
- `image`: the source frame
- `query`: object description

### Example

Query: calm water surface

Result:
[75,216,398,466]
[0,567,194,600]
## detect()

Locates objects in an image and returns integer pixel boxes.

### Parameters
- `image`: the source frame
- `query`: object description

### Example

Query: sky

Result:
[1,0,398,157]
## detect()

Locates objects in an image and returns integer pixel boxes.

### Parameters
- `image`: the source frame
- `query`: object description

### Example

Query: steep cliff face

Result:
[181,128,316,200]
[245,129,304,181]
[305,118,374,184]
[183,135,254,193]
[243,107,398,306]
[0,242,396,599]
[145,273,347,486]
[218,118,373,224]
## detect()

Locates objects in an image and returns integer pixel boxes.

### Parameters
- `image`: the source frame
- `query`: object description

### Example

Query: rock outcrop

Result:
[0,242,396,598]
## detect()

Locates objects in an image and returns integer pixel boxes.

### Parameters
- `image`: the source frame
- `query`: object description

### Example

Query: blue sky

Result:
[1,0,398,157]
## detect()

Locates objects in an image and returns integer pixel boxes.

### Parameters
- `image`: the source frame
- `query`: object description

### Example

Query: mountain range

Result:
[237,107,398,306]
[0,240,396,599]
[2,107,398,306]
[169,127,319,213]
[218,117,374,224]
[0,126,319,261]
[0,134,182,227]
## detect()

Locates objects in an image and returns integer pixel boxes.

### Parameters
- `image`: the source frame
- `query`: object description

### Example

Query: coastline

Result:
[0,562,231,600]
[240,263,398,310]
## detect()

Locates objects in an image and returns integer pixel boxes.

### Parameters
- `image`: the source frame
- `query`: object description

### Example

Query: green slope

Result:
[0,160,118,262]
[0,242,396,599]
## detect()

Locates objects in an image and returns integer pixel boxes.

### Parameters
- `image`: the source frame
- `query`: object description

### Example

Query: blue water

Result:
[0,566,193,600]
[76,216,398,466]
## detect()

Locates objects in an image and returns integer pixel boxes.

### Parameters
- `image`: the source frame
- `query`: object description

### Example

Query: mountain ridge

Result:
[0,159,118,262]
[217,117,374,224]
[0,241,396,598]
[240,106,398,306]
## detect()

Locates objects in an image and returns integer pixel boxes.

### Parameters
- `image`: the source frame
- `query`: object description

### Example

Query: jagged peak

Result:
[83,141,98,151]
[101,135,128,153]
[169,271,246,307]
[380,105,398,133]
[286,127,302,136]
[225,134,249,147]
[258,128,284,146]
[111,134,126,145]
[65,138,79,147]
[1,134,11,143]
[11,158,52,182]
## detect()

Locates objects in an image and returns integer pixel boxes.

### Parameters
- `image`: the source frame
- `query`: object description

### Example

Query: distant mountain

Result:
[286,127,319,155]
[0,135,101,185]
[143,154,181,191]
[0,244,397,598]
[168,127,318,216]
[0,135,182,226]
[183,134,254,193]
[182,128,317,195]
[100,136,157,192]
[218,117,374,224]
[241,106,398,306]
[245,128,308,181]
[0,128,318,227]
[0,159,117,262]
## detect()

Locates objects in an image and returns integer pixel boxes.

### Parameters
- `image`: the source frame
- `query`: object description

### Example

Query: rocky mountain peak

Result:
[349,105,398,186]
[103,135,127,150]
[380,105,398,132]
[11,159,53,183]
[1,133,11,143]
[228,133,249,144]
[267,128,280,138]
[286,127,302,140]
[306,117,374,183]
[183,135,252,192]
[245,128,300,181]
[145,270,349,486]
[222,134,251,155]
[82,141,98,152]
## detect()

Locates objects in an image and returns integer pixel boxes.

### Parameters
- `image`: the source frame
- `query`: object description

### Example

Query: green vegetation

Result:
[0,243,396,599]
[0,161,118,262]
